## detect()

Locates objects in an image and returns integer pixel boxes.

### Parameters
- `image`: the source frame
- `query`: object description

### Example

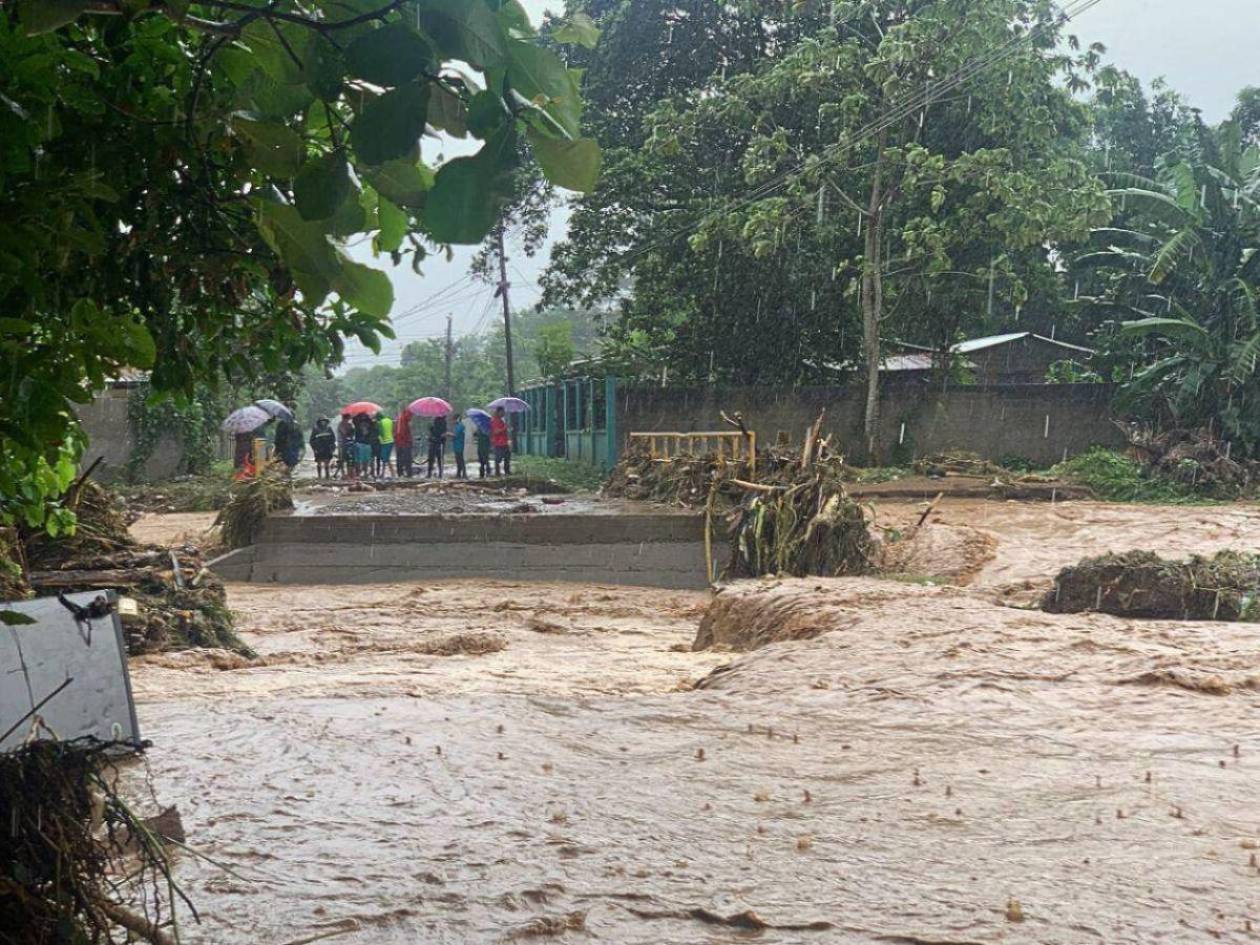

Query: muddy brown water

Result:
[126,499,1260,944]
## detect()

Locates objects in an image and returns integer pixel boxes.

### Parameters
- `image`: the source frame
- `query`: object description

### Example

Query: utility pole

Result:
[443,313,453,401]
[494,224,515,395]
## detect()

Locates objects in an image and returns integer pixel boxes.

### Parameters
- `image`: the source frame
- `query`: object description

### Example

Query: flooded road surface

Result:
[128,500,1260,944]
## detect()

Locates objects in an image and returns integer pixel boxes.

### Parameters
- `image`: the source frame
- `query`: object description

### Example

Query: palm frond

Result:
[1149,228,1202,285]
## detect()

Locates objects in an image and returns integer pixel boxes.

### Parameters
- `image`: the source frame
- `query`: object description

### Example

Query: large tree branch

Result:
[79,0,409,37]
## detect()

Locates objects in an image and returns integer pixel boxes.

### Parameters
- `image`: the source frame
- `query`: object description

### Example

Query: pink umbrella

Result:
[407,396,453,417]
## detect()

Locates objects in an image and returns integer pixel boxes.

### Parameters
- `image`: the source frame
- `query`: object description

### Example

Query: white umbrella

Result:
[222,405,271,434]
[254,399,294,421]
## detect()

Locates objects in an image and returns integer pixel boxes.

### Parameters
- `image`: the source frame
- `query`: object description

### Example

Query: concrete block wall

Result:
[618,382,1124,467]
[76,386,185,482]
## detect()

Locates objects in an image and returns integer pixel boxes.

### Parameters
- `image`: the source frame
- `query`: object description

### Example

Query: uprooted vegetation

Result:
[605,415,875,579]
[1,740,187,945]
[3,479,250,656]
[1043,550,1260,621]
[214,465,295,550]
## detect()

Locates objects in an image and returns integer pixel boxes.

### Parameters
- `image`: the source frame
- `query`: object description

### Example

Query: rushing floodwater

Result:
[125,500,1260,944]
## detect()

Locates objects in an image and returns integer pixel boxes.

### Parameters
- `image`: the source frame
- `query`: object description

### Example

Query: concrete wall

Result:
[618,381,1123,467]
[213,512,718,589]
[76,386,184,482]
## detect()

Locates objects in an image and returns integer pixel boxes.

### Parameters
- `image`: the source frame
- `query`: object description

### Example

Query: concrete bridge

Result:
[209,510,718,589]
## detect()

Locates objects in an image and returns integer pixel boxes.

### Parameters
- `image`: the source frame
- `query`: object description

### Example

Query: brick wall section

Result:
[618,381,1124,467]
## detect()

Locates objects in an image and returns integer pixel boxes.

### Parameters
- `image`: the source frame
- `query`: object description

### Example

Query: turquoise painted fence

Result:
[517,375,619,470]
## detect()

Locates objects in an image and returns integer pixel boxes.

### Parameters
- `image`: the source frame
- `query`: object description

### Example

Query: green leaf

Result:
[423,127,517,244]
[119,318,156,369]
[466,89,508,139]
[427,84,468,137]
[415,0,508,70]
[302,35,345,101]
[233,116,304,178]
[1148,228,1200,285]
[18,0,89,34]
[505,40,582,137]
[333,259,394,318]
[1119,317,1209,340]
[350,84,430,166]
[376,196,408,253]
[240,20,304,85]
[294,152,353,221]
[0,318,33,336]
[552,12,601,49]
[528,128,600,193]
[0,611,37,626]
[365,157,434,209]
[256,201,341,306]
[345,23,437,87]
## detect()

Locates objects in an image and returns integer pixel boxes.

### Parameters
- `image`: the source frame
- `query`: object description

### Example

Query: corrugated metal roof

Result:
[953,332,1093,355]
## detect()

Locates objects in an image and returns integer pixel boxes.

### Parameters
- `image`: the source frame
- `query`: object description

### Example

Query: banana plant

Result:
[1076,118,1260,451]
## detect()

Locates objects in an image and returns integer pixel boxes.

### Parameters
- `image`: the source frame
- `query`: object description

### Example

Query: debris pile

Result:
[913,449,1006,478]
[5,480,249,656]
[1,739,188,945]
[1043,550,1260,621]
[606,413,875,578]
[215,465,295,550]
[1135,428,1259,495]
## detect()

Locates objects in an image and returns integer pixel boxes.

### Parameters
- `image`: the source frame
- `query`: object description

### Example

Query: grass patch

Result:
[1050,447,1201,504]
[512,454,606,491]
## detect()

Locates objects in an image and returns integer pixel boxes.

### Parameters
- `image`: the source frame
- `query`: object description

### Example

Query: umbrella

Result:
[341,401,383,417]
[465,408,492,433]
[408,396,453,417]
[221,405,271,435]
[486,396,530,413]
[254,399,294,421]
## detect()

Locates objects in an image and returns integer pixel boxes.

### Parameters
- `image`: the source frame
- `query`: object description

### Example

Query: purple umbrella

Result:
[486,397,530,414]
[221,405,271,434]
[465,408,492,433]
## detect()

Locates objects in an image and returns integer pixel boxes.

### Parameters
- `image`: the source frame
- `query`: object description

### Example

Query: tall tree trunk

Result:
[861,130,887,463]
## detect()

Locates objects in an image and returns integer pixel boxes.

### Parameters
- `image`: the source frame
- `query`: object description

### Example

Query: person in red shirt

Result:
[394,405,414,477]
[490,406,511,476]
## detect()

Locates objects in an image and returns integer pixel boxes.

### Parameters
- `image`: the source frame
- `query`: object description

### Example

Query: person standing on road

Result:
[310,417,336,479]
[474,423,491,479]
[337,415,354,478]
[274,412,303,470]
[394,405,414,477]
[364,411,382,478]
[376,411,394,478]
[426,412,448,478]
[451,413,467,479]
[353,412,374,479]
[490,405,511,476]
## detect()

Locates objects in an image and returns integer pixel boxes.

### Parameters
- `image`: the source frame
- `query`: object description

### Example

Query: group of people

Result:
[307,405,513,480]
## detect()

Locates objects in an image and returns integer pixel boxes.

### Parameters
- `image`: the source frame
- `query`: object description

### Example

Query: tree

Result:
[546,0,1108,459]
[0,0,598,532]
[1077,115,1260,451]
[535,320,576,379]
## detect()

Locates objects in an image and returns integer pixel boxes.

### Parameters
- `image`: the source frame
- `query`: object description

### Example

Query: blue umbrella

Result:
[465,408,492,433]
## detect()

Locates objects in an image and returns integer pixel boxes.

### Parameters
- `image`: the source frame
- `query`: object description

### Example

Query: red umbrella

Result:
[407,396,453,417]
[341,401,383,416]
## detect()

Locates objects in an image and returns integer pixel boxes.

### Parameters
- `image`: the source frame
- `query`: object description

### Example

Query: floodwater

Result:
[125,499,1260,944]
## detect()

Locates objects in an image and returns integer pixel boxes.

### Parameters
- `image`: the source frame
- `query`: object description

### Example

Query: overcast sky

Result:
[340,0,1259,370]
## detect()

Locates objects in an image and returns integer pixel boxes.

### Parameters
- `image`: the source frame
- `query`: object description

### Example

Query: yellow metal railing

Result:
[628,430,756,474]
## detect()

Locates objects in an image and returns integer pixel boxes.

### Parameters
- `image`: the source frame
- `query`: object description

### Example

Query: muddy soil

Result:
[126,499,1260,944]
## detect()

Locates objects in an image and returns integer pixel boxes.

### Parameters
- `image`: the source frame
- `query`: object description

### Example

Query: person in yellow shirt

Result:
[375,412,394,478]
